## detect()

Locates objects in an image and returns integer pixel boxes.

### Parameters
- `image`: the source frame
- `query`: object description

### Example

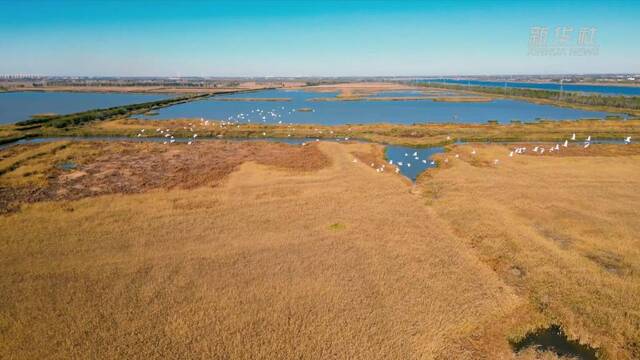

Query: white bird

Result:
[404,153,408,157]
[389,160,393,165]
[555,144,560,151]
[395,168,400,174]
[422,159,427,164]
[412,151,418,156]
[193,134,198,138]
[584,142,590,148]
[187,141,192,145]
[370,163,375,167]
[571,133,576,140]
[533,146,539,152]
[407,163,411,167]
[430,160,436,165]
[494,159,499,165]
[624,136,631,144]
[398,161,403,166]
[586,135,591,142]
[563,140,568,147]
[509,151,514,157]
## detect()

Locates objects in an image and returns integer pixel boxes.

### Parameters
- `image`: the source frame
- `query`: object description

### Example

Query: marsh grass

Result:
[422,143,640,358]
[0,142,520,359]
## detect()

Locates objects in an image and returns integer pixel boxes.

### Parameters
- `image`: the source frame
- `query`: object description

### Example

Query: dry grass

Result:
[1,139,639,358]
[0,141,521,359]
[8,117,633,149]
[0,141,329,212]
[420,143,640,359]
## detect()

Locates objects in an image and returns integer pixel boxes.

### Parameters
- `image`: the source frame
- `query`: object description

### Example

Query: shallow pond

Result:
[0,91,171,124]
[384,145,443,181]
[3,137,628,183]
[137,89,617,125]
[510,325,598,359]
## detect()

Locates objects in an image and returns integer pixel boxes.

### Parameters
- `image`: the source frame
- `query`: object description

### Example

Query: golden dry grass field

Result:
[0,139,638,359]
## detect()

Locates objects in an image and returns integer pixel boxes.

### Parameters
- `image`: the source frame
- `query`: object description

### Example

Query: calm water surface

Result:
[0,91,170,124]
[139,89,617,125]
[385,145,443,181]
[425,79,640,96]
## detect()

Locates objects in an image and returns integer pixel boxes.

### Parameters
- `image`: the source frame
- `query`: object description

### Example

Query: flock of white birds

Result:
[134,113,633,179]
[356,132,633,178]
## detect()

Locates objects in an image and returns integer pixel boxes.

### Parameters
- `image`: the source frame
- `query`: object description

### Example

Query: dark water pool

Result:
[510,325,599,359]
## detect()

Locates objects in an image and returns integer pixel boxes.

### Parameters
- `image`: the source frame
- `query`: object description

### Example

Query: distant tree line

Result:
[416,82,640,111]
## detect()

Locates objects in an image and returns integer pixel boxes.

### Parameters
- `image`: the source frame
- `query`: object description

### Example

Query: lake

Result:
[137,89,617,125]
[0,91,170,124]
[424,79,640,96]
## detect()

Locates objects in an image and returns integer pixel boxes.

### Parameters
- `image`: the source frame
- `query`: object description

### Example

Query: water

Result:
[5,136,629,182]
[385,145,443,181]
[0,136,312,150]
[1,135,441,181]
[138,89,616,125]
[425,79,640,96]
[0,91,171,124]
[510,325,598,359]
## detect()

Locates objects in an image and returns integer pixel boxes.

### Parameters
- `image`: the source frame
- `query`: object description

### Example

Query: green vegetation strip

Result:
[14,94,212,129]
[417,82,640,112]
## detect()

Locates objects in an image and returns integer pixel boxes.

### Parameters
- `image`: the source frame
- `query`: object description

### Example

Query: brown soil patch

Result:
[0,141,329,213]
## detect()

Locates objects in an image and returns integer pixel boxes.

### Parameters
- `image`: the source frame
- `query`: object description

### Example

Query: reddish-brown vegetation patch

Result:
[0,141,329,212]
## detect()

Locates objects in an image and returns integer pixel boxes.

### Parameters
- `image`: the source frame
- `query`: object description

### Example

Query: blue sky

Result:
[0,0,638,76]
